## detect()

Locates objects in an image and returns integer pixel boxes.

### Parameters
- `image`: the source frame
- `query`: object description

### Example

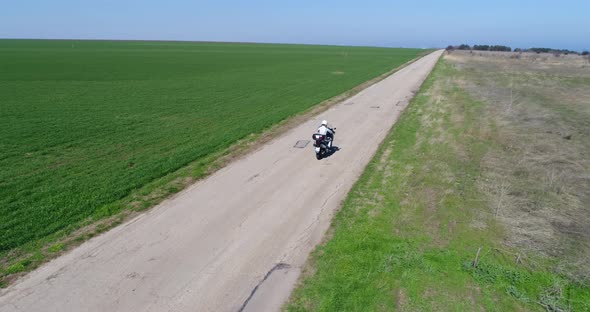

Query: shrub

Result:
[490,45,511,52]
[473,45,490,51]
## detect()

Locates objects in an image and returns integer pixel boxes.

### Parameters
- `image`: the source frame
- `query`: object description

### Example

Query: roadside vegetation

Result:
[0,39,423,286]
[287,52,590,311]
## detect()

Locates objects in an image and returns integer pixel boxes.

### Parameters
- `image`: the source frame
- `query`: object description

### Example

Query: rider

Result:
[317,120,335,148]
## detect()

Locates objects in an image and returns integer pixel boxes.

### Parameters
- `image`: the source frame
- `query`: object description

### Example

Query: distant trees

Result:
[528,47,579,55]
[447,43,590,61]
[472,45,511,52]
[491,45,512,52]
[446,44,583,55]
[528,47,551,54]
[472,44,489,51]
[445,44,471,51]
[446,44,512,52]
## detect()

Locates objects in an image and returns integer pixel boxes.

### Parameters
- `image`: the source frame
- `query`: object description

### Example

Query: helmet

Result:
[321,120,328,126]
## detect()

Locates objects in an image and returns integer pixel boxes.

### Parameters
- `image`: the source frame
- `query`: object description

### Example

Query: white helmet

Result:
[321,120,328,126]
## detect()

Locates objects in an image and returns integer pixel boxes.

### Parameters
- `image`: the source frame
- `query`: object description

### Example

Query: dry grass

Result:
[447,50,590,284]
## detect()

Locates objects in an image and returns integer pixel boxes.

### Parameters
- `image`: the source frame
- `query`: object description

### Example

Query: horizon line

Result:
[0,37,434,50]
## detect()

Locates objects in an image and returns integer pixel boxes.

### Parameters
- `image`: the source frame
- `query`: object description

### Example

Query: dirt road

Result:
[0,50,443,312]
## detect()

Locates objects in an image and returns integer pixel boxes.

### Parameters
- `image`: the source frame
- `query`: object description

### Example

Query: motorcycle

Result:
[312,128,336,160]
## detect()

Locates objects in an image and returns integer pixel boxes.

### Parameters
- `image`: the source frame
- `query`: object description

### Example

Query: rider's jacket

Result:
[317,125,334,136]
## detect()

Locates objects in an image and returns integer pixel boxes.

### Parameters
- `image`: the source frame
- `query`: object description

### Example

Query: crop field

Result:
[288,52,590,311]
[0,40,422,272]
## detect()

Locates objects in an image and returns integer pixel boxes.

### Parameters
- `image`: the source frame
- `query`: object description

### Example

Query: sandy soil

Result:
[0,50,443,312]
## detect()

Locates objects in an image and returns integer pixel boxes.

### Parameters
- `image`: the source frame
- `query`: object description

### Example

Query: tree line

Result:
[446,44,588,55]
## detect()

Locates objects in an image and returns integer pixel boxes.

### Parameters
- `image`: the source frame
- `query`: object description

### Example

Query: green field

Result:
[287,55,590,311]
[0,40,421,259]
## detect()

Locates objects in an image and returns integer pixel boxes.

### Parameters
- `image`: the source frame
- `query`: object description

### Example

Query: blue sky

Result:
[1,0,589,51]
